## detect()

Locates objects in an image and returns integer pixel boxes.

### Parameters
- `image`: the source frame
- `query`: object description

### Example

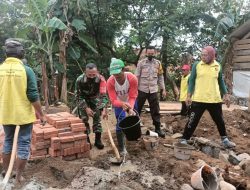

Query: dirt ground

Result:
[2,106,250,190]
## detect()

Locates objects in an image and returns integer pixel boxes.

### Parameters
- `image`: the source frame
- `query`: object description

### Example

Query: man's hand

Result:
[223,93,230,108]
[86,107,94,117]
[102,108,108,120]
[185,94,192,106]
[162,90,167,99]
[122,102,132,111]
[128,108,136,116]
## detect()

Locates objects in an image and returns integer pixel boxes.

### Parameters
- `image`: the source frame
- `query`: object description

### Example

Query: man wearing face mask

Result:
[75,63,108,149]
[180,46,235,148]
[135,46,167,138]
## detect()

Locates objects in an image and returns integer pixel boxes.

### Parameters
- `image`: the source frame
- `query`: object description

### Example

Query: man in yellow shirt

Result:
[0,39,45,184]
[179,64,191,116]
[181,46,235,148]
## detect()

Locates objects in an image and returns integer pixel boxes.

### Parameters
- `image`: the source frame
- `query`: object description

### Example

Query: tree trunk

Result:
[161,34,179,100]
[40,54,49,110]
[59,31,68,103]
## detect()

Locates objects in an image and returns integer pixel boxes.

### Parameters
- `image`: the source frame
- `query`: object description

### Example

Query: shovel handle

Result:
[1,125,20,188]
[105,120,121,160]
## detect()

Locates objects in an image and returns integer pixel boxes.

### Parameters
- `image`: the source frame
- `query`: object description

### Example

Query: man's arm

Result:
[25,65,45,121]
[128,74,138,108]
[75,75,88,109]
[187,62,198,95]
[157,62,166,90]
[218,64,228,95]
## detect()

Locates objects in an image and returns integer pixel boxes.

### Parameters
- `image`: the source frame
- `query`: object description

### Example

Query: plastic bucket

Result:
[191,165,218,190]
[143,136,159,150]
[174,142,194,160]
[119,114,141,141]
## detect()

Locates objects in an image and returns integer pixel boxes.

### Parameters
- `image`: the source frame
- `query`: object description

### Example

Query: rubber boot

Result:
[155,124,165,138]
[15,158,27,184]
[116,131,127,156]
[2,153,11,177]
[94,133,104,149]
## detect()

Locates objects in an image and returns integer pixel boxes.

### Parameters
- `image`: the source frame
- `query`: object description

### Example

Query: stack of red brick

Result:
[31,112,90,161]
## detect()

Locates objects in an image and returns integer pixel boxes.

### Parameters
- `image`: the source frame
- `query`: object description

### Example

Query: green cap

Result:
[109,58,125,75]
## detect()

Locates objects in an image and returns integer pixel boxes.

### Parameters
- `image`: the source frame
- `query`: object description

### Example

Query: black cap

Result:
[86,63,97,69]
[4,39,24,58]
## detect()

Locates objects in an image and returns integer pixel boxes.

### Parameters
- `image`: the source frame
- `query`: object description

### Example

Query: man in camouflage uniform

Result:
[75,63,108,149]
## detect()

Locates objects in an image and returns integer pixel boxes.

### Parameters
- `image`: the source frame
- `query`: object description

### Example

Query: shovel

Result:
[0,125,20,190]
[104,120,124,165]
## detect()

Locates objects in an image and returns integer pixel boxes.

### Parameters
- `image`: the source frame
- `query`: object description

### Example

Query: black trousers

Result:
[180,101,190,116]
[137,90,161,127]
[182,102,227,140]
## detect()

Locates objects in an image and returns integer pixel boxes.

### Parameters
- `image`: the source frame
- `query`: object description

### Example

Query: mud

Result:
[1,108,250,189]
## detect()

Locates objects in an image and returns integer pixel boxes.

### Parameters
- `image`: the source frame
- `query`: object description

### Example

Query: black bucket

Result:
[119,115,141,141]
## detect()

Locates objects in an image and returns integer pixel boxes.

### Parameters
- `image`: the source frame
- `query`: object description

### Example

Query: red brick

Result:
[61,142,74,149]
[43,128,58,139]
[74,145,81,154]
[58,127,71,133]
[85,143,91,152]
[62,154,76,161]
[58,132,73,137]
[71,123,85,128]
[33,119,41,124]
[68,117,82,124]
[49,148,61,157]
[73,134,87,141]
[39,123,53,129]
[80,145,85,153]
[31,149,48,156]
[59,136,74,143]
[63,148,73,156]
[51,142,61,150]
[51,137,60,143]
[74,140,86,147]
[30,155,46,160]
[31,142,50,150]
[44,133,58,140]
[71,127,86,133]
[32,127,44,136]
[77,151,90,158]
[55,120,70,127]
[56,112,73,118]
[46,114,64,125]
[32,135,44,142]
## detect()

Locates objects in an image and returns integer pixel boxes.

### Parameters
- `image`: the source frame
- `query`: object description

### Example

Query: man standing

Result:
[179,64,191,116]
[135,46,166,138]
[75,63,108,149]
[181,46,235,148]
[107,58,138,155]
[0,39,45,183]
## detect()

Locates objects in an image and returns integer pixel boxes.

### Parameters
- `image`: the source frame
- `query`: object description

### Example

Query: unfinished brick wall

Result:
[31,112,90,161]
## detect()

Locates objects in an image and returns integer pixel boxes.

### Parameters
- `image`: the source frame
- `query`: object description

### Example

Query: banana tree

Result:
[18,0,68,108]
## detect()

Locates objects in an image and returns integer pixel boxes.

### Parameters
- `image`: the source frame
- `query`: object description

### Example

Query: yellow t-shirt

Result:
[0,58,36,125]
[179,74,190,101]
[192,61,222,103]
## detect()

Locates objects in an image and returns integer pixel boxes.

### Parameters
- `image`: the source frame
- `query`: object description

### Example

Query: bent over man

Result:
[75,63,108,149]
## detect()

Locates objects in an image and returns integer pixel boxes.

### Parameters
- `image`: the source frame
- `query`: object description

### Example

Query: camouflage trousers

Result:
[78,98,102,134]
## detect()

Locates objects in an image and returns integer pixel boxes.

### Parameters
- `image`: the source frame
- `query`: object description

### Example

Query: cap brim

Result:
[110,68,122,75]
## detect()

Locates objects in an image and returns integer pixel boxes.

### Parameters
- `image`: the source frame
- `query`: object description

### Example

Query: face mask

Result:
[87,77,96,82]
[147,55,154,61]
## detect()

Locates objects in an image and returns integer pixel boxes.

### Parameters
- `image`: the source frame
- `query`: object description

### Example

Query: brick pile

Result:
[31,112,90,161]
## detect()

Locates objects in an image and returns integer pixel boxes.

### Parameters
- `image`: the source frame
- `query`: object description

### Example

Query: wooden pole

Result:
[248,89,250,112]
